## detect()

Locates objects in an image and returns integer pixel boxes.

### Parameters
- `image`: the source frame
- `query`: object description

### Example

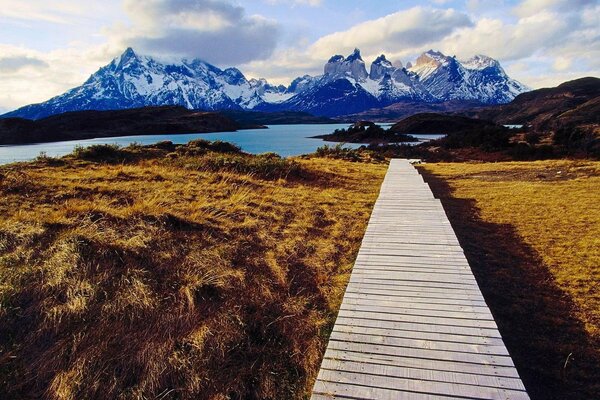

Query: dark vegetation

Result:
[0,140,387,399]
[313,121,417,143]
[0,106,249,145]
[336,99,484,122]
[221,110,335,125]
[389,113,500,134]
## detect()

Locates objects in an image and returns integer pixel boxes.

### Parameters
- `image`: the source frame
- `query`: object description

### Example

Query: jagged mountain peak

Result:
[324,48,368,81]
[415,50,448,66]
[462,54,501,70]
[2,47,530,119]
[373,54,392,66]
[327,54,345,63]
[370,54,395,81]
[120,47,138,61]
[346,48,363,62]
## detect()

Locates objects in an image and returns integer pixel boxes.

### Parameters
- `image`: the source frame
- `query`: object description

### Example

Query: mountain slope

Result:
[467,77,600,129]
[2,48,289,120]
[3,48,530,119]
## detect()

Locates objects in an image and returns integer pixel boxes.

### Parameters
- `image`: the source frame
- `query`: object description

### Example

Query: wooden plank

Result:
[323,348,521,379]
[336,309,500,330]
[316,369,529,400]
[310,159,528,400]
[320,358,526,391]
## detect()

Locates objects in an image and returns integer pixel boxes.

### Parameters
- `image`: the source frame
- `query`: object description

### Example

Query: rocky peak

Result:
[115,47,141,70]
[223,67,246,85]
[346,48,363,62]
[324,48,368,81]
[414,50,448,68]
[370,54,396,80]
[462,54,501,71]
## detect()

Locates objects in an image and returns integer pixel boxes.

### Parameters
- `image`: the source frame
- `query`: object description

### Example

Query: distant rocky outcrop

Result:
[313,120,418,144]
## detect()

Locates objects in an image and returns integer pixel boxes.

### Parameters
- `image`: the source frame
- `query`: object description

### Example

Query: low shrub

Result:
[440,126,511,151]
[202,153,304,179]
[71,144,129,162]
[35,151,65,166]
[314,144,361,161]
[188,139,242,153]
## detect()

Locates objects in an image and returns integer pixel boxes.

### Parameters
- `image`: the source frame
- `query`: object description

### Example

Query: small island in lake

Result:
[313,121,418,143]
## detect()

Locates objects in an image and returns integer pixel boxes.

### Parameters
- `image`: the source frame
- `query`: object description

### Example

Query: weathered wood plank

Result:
[310,159,528,400]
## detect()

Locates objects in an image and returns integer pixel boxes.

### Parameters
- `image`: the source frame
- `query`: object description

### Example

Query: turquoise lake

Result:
[0,124,443,164]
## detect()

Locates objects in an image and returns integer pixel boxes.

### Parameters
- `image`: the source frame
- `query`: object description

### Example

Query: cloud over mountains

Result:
[116,0,280,65]
[0,0,598,111]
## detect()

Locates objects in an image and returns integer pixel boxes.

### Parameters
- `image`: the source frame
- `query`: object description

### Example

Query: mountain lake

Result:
[0,124,444,165]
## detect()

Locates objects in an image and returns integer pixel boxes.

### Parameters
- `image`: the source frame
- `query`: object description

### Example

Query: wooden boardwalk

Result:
[311,159,529,400]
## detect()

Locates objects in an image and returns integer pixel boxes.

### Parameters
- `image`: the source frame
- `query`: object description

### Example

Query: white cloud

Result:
[513,0,595,17]
[265,0,323,6]
[0,44,119,111]
[240,7,474,85]
[309,7,472,59]
[0,56,48,73]
[111,0,281,65]
[0,1,117,24]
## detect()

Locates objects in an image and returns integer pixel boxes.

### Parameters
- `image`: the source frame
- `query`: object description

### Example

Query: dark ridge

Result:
[389,113,500,134]
[0,106,247,145]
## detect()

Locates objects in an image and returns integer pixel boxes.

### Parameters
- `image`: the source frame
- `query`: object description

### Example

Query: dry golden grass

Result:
[421,160,600,337]
[0,143,387,399]
[419,160,600,399]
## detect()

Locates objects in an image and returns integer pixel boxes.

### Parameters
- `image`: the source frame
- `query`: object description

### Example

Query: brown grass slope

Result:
[0,142,386,399]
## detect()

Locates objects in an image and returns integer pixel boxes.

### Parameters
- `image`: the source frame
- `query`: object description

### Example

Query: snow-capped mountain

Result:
[3,48,529,119]
[4,48,290,120]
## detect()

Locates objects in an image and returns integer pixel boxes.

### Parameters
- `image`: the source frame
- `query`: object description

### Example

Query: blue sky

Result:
[0,0,598,111]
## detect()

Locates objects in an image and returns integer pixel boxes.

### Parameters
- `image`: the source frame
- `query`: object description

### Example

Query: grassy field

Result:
[0,142,387,399]
[419,160,600,400]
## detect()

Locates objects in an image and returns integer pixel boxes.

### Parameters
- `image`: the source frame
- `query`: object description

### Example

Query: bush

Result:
[35,151,64,166]
[440,126,511,151]
[314,144,362,161]
[203,153,302,179]
[553,125,600,158]
[188,139,241,153]
[511,142,534,160]
[71,144,129,162]
[525,132,543,145]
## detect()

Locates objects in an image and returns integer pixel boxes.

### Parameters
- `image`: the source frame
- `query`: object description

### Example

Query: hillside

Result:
[0,141,387,399]
[335,99,484,122]
[0,106,247,145]
[220,110,335,125]
[389,112,501,134]
[467,77,600,129]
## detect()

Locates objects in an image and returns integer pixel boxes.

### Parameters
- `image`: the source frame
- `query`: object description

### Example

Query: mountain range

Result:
[2,47,530,119]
